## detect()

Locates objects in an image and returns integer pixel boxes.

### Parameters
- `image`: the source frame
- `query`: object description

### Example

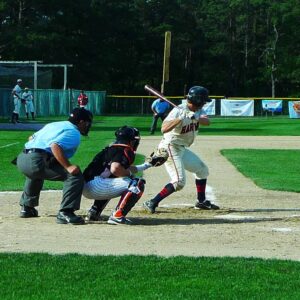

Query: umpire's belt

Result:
[23,148,48,154]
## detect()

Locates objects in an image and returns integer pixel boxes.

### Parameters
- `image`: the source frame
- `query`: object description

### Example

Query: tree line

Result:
[0,0,299,97]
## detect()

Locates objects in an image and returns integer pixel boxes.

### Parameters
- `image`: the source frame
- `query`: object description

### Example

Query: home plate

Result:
[272,228,293,233]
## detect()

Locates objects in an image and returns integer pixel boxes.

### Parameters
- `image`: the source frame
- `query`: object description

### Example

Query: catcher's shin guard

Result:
[116,178,145,216]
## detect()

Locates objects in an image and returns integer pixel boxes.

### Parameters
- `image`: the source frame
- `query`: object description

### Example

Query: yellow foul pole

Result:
[161,31,171,93]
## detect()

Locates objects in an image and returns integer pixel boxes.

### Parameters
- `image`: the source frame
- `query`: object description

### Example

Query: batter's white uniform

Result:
[22,90,35,113]
[158,102,209,191]
[12,84,22,114]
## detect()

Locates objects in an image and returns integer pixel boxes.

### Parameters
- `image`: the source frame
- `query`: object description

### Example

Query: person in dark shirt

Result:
[83,126,152,225]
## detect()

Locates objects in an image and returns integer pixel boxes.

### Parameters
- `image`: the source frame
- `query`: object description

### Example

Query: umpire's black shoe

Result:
[194,200,220,210]
[143,200,157,214]
[85,207,101,221]
[56,211,85,225]
[20,205,38,218]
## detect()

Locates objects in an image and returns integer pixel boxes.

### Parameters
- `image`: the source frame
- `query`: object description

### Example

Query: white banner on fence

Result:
[262,100,283,113]
[288,101,300,118]
[203,99,215,115]
[181,99,215,115]
[221,99,254,116]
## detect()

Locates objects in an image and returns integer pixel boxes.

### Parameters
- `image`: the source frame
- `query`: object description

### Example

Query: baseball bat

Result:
[144,85,179,108]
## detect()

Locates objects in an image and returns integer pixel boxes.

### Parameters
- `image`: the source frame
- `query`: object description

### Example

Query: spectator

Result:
[11,79,23,123]
[78,90,88,108]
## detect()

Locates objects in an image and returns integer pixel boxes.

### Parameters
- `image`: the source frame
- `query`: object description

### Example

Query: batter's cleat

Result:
[107,215,133,225]
[20,205,38,218]
[56,211,85,225]
[194,200,220,210]
[143,200,157,214]
[85,207,101,221]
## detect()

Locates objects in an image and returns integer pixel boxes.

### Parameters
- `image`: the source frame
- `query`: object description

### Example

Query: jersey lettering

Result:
[180,122,199,134]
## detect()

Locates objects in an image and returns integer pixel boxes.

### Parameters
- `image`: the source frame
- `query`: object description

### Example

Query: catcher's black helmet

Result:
[187,86,211,106]
[115,126,140,151]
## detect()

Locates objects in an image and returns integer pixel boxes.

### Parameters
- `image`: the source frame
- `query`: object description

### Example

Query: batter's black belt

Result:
[23,148,48,154]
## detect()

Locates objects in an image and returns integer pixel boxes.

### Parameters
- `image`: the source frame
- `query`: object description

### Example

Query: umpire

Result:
[16,107,93,225]
[150,98,170,134]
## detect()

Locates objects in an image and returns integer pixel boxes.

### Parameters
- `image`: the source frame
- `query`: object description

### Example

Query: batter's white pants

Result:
[164,144,209,191]
[83,176,131,200]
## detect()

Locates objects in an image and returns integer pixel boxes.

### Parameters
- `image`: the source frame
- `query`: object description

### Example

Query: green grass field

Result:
[1,115,300,299]
[1,115,299,191]
[221,149,300,192]
[1,253,300,300]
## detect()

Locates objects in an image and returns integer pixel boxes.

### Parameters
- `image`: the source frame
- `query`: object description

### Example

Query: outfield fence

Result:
[106,95,298,117]
[0,88,299,118]
[0,88,106,118]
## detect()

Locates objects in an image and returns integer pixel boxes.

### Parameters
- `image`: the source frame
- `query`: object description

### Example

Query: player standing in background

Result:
[11,78,23,123]
[77,90,88,108]
[150,98,170,134]
[83,126,152,225]
[143,86,219,213]
[16,108,93,224]
[22,87,35,120]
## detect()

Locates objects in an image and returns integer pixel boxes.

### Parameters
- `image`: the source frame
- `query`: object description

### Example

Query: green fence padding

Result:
[0,88,106,117]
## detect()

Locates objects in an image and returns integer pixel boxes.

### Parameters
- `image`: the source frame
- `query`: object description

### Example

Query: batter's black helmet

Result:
[187,86,211,106]
[115,126,140,151]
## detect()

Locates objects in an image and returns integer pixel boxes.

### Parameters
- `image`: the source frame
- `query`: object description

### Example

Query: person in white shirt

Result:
[22,87,35,120]
[143,86,219,213]
[11,79,23,123]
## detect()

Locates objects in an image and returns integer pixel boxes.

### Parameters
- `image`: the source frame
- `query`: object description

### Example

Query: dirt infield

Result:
[1,136,299,260]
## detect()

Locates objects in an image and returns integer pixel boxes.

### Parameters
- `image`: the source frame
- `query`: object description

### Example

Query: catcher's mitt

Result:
[146,148,169,167]
[21,98,26,104]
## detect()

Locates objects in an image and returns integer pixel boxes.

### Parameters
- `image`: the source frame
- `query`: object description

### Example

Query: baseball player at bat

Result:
[143,86,219,213]
[83,126,154,225]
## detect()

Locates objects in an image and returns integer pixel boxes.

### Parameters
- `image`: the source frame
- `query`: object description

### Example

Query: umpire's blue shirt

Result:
[25,121,80,158]
[151,99,170,114]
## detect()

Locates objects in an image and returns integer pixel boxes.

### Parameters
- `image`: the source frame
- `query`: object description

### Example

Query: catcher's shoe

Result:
[194,200,220,210]
[143,200,157,214]
[85,207,101,221]
[56,211,85,225]
[20,205,38,218]
[107,215,133,225]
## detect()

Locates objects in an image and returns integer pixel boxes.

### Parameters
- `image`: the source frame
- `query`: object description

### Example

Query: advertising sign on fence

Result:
[203,99,215,115]
[288,101,300,118]
[221,99,254,116]
[262,100,283,113]
[181,99,215,115]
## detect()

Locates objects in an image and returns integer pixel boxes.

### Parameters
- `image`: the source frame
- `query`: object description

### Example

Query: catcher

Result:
[143,86,219,213]
[83,126,165,225]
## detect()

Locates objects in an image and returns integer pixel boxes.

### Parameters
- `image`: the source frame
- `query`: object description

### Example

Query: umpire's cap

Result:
[68,107,93,135]
[69,107,93,123]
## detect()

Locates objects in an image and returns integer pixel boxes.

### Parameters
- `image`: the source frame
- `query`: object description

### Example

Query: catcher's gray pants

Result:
[17,151,84,211]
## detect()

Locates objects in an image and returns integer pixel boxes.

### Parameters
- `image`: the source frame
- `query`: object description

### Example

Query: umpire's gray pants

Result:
[17,151,84,211]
